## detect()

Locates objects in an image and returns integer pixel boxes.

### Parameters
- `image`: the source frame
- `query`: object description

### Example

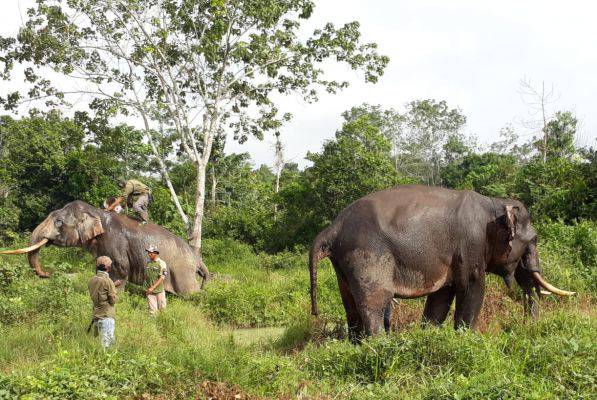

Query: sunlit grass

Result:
[0,222,595,399]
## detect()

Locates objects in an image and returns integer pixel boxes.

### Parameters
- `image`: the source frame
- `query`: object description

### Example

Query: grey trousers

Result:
[96,318,115,348]
[133,193,150,222]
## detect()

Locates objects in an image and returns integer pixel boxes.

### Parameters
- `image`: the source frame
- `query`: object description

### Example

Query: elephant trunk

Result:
[0,217,53,277]
[28,248,50,278]
[27,216,55,278]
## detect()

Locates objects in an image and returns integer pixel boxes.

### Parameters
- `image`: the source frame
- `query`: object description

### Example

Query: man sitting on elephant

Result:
[144,245,168,315]
[107,178,152,224]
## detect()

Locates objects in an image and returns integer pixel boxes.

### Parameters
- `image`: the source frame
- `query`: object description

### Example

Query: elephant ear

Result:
[77,213,105,243]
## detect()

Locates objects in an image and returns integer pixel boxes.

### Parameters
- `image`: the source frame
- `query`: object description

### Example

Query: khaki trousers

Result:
[147,291,167,315]
[133,193,150,222]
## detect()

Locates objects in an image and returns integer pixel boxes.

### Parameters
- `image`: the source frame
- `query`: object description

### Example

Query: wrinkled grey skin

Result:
[310,185,542,342]
[28,201,208,295]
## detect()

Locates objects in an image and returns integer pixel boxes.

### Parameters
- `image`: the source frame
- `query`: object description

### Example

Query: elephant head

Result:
[0,201,105,277]
[491,199,574,317]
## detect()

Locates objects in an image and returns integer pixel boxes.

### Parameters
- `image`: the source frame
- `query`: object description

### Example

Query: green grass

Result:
[0,221,595,399]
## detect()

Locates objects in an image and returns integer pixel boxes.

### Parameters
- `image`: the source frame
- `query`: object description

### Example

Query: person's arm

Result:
[145,276,164,295]
[107,280,118,305]
[106,196,124,211]
[146,262,167,295]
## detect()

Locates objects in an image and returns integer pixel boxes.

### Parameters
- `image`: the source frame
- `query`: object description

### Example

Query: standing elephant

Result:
[0,201,209,295]
[309,185,574,341]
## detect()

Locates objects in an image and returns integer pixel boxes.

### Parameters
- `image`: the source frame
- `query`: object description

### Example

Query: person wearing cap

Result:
[107,178,152,224]
[87,256,120,348]
[143,245,168,314]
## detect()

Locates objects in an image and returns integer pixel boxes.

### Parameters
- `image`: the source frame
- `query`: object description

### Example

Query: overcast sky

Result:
[2,0,596,168]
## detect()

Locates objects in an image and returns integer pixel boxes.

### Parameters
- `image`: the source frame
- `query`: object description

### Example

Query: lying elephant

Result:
[309,185,574,341]
[0,201,209,295]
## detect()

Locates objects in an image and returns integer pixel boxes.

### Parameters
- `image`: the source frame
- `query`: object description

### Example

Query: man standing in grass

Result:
[88,256,119,348]
[144,245,168,315]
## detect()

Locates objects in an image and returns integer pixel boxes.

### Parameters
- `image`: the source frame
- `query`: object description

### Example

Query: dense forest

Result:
[0,100,594,250]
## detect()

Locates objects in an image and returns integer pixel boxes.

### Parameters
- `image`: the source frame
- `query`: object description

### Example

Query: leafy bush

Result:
[0,351,169,399]
[536,220,596,291]
[258,249,305,270]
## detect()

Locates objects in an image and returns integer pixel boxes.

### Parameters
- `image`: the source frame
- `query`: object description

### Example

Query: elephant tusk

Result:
[0,238,49,255]
[540,290,552,296]
[532,272,576,296]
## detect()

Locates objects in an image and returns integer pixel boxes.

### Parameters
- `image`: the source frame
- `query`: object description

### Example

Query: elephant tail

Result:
[309,227,335,316]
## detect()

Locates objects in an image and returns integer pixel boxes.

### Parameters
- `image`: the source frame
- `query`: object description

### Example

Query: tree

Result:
[272,132,287,217]
[518,78,559,163]
[276,113,409,247]
[0,112,129,232]
[341,104,404,170]
[396,99,467,185]
[540,111,577,160]
[441,153,519,198]
[490,124,532,163]
[1,0,389,255]
[515,157,591,221]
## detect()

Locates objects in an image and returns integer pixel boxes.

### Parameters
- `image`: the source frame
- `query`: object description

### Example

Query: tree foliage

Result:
[0,0,389,252]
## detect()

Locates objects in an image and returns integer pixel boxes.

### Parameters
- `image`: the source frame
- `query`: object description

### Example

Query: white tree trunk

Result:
[211,167,217,208]
[189,159,206,253]
[141,114,190,229]
[188,112,219,253]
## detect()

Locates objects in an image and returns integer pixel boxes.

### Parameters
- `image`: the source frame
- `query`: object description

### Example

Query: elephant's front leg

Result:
[454,274,485,330]
[422,285,455,326]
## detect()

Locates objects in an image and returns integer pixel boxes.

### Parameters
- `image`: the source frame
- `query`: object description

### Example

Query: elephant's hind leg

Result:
[359,295,392,337]
[353,285,393,337]
[337,276,363,343]
[422,285,455,326]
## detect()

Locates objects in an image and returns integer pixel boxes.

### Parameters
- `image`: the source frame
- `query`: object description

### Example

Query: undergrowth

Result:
[0,220,594,399]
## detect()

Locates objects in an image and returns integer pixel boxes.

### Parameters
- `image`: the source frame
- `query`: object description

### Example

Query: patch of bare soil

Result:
[388,285,595,334]
[136,380,262,400]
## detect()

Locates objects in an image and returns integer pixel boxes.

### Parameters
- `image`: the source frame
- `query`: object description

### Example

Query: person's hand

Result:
[145,288,153,296]
[114,279,123,287]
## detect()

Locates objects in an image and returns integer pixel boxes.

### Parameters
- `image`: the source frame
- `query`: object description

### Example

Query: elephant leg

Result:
[337,276,363,343]
[356,290,393,337]
[454,276,485,330]
[360,307,385,337]
[422,285,455,326]
[383,305,392,333]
